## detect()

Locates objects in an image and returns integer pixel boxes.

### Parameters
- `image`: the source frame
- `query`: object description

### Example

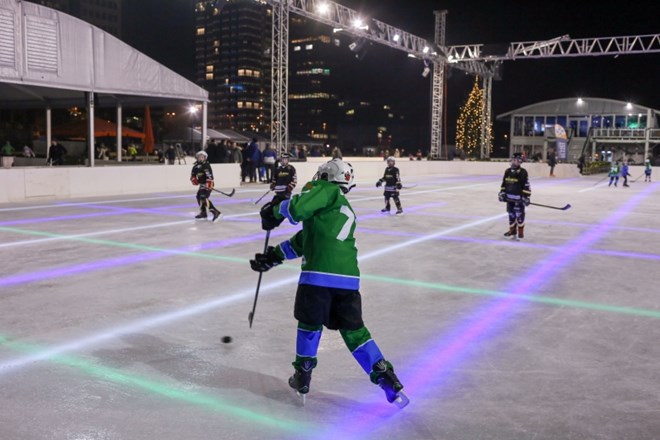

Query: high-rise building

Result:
[30,0,122,38]
[288,16,341,146]
[194,0,271,132]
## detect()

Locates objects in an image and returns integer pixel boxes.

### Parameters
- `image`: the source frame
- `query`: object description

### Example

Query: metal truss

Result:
[280,0,498,77]
[445,34,660,62]
[270,0,289,155]
[267,0,658,159]
[429,10,447,160]
[480,76,492,159]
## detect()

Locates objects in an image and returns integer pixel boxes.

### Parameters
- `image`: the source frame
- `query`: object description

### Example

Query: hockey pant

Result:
[196,187,218,214]
[383,191,402,211]
[294,322,385,384]
[506,201,525,229]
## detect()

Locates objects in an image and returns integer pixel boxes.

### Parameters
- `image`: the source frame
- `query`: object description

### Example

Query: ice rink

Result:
[1,171,659,440]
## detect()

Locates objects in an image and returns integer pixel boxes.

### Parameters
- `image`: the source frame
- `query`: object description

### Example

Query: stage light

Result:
[393,34,400,42]
[423,46,430,54]
[422,67,431,78]
[333,27,343,33]
[316,3,329,14]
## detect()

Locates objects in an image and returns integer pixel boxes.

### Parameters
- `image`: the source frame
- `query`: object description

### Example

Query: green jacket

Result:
[274,179,360,290]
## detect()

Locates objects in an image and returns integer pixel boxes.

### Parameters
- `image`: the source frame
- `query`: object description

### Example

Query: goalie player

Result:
[498,152,531,239]
[376,156,403,214]
[190,150,222,222]
[250,158,409,408]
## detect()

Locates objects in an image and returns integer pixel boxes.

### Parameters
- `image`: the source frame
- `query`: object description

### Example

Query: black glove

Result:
[250,246,284,272]
[376,180,382,188]
[260,202,284,231]
[498,191,507,202]
[522,196,530,207]
[396,183,402,190]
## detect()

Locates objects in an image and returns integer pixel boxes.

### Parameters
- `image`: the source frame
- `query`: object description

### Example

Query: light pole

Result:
[189,105,198,152]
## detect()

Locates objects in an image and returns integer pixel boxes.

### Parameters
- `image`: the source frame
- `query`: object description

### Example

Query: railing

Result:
[592,128,660,140]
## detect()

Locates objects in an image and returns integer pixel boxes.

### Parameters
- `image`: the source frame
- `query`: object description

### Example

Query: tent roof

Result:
[0,0,208,109]
[496,97,660,120]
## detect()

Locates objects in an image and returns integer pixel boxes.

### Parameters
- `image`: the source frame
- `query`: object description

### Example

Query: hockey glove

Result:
[260,202,285,231]
[522,196,531,207]
[250,246,284,272]
[191,176,199,185]
[396,183,402,190]
[498,191,507,202]
[376,180,383,188]
[205,180,214,190]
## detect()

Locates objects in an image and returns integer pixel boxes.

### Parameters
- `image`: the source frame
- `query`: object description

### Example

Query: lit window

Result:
[206,65,214,72]
[306,44,313,50]
[206,73,214,80]
[237,102,244,109]
[196,27,205,36]
[294,46,301,51]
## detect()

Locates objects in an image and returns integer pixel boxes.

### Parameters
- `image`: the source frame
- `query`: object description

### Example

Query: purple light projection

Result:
[315,183,657,440]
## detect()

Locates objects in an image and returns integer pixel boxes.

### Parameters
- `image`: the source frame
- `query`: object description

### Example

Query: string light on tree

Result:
[456,77,492,158]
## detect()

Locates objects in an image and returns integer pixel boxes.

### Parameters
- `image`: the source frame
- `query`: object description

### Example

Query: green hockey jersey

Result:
[272,179,360,290]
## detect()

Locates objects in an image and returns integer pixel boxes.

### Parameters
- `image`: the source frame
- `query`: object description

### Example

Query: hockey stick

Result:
[402,184,418,189]
[254,189,271,205]
[211,188,235,197]
[631,173,645,183]
[593,175,610,186]
[248,230,270,328]
[529,202,571,211]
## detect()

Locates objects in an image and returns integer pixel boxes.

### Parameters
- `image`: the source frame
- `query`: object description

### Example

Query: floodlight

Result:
[422,67,431,78]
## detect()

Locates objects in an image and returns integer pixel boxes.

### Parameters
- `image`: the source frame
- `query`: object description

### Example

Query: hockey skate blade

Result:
[393,390,410,409]
[296,391,306,406]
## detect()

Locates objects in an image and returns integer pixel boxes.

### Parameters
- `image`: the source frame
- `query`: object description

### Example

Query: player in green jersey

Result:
[250,158,408,408]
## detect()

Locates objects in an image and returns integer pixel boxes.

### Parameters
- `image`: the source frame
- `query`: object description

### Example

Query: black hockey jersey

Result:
[191,161,215,186]
[500,167,531,202]
[379,166,401,191]
[272,164,297,193]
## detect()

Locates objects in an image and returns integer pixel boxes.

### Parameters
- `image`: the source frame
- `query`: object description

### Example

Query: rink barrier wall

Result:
[2,159,626,204]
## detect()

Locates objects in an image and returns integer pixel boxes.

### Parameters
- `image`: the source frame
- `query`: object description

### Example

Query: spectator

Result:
[416,149,422,160]
[289,145,299,159]
[97,143,109,160]
[218,140,229,163]
[331,146,342,159]
[22,145,35,158]
[547,148,557,177]
[165,145,176,165]
[577,155,585,175]
[245,138,261,183]
[47,140,67,165]
[127,143,138,161]
[1,140,15,156]
[175,143,186,164]
[262,144,277,182]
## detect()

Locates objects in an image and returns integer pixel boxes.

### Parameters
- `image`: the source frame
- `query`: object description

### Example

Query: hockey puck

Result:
[221,336,233,344]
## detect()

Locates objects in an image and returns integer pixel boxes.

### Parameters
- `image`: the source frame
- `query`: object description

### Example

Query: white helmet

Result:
[316,158,355,193]
[195,150,208,160]
[387,156,395,164]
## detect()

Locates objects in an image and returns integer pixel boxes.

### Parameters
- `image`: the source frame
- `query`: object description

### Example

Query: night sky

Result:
[123,0,660,147]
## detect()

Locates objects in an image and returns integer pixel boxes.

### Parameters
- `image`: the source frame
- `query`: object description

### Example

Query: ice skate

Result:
[503,226,517,239]
[373,360,409,409]
[517,225,524,240]
[211,209,222,222]
[195,212,207,219]
[381,208,390,213]
[289,360,313,405]
[396,209,403,215]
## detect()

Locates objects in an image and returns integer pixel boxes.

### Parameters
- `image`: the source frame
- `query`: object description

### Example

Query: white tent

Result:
[0,0,209,165]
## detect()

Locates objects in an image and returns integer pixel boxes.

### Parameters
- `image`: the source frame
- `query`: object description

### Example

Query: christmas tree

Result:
[456,77,491,158]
